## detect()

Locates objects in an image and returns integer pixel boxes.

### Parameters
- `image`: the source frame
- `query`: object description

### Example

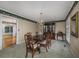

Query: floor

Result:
[0,40,74,58]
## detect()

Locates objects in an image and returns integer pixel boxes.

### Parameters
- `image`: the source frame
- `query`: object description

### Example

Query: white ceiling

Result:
[0,1,74,22]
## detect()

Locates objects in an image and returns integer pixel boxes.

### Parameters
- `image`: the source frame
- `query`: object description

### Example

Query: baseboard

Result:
[16,40,25,45]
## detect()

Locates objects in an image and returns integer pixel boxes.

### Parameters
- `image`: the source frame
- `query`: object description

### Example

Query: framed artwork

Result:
[70,12,78,38]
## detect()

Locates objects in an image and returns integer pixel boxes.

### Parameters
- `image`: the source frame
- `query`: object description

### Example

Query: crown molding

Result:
[0,9,37,23]
[44,20,65,24]
[65,1,78,21]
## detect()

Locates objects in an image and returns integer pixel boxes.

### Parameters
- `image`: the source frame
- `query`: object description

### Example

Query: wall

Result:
[55,22,65,40]
[55,22,65,33]
[0,15,2,50]
[66,17,70,43]
[17,19,37,44]
[66,2,79,57]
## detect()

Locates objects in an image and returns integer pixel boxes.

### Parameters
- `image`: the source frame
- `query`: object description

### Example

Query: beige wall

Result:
[17,19,37,44]
[55,22,65,33]
[66,2,79,57]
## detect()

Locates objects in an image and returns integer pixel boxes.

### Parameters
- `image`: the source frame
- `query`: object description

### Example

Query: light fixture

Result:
[37,9,44,34]
[38,10,43,24]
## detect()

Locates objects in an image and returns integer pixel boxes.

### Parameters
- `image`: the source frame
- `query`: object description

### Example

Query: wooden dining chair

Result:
[39,32,49,52]
[24,32,40,58]
[46,32,52,48]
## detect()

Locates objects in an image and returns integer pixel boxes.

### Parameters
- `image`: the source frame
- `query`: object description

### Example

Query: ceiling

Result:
[0,1,74,22]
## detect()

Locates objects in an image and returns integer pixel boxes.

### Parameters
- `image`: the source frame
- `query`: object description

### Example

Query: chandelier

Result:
[37,10,44,34]
[38,11,43,24]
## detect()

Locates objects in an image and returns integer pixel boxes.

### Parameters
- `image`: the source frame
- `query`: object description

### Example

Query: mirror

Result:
[71,12,78,38]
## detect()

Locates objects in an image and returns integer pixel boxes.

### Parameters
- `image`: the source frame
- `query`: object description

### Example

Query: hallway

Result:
[0,40,73,58]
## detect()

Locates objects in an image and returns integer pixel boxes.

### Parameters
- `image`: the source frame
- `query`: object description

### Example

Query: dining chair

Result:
[24,32,40,58]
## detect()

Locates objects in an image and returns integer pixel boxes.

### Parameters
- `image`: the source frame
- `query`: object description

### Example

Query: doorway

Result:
[2,21,17,48]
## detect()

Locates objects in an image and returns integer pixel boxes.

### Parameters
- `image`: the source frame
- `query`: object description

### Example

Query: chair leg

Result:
[48,42,50,49]
[50,40,51,46]
[25,49,28,58]
[32,49,35,58]
[48,41,51,49]
[45,45,48,52]
[38,47,41,54]
[46,47,48,52]
[48,45,49,49]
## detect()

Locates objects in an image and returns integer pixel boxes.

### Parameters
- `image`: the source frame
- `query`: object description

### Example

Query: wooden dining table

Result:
[33,35,45,43]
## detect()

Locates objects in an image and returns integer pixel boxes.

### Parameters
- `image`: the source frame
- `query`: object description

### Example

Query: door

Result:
[2,24,16,48]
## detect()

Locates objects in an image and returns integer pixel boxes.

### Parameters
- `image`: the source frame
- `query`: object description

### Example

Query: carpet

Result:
[0,40,74,58]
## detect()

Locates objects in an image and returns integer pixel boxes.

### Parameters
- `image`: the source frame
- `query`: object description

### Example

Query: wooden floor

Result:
[3,35,16,48]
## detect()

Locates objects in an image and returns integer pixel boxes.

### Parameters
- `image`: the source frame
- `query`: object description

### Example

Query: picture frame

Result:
[70,12,78,38]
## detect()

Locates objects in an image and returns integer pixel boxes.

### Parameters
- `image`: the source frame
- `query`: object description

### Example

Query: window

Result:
[5,26,13,33]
